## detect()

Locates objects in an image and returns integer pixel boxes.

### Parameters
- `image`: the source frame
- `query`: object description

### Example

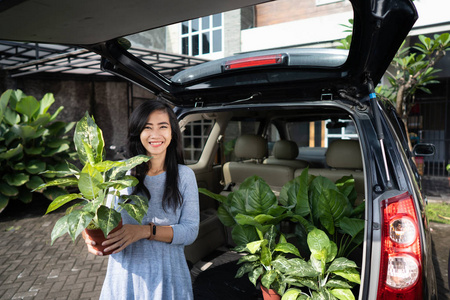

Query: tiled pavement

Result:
[1,178,449,300]
[0,211,108,300]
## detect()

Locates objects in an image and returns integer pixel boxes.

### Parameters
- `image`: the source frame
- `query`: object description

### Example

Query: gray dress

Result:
[100,165,200,300]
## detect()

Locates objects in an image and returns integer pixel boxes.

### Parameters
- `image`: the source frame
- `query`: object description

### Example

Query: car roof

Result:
[0,0,418,107]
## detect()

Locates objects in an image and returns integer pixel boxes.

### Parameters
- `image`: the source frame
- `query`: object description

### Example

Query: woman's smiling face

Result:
[140,109,172,159]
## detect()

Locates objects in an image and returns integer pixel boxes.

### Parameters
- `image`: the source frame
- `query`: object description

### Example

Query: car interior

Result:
[181,105,366,274]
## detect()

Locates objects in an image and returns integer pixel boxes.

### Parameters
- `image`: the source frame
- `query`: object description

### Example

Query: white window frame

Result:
[180,14,224,58]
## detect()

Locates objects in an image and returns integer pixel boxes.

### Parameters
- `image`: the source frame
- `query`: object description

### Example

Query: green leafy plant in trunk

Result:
[0,89,76,213]
[199,168,365,258]
[200,170,363,298]
[199,176,289,246]
[280,168,365,258]
[34,112,150,244]
[235,225,302,296]
[281,228,361,300]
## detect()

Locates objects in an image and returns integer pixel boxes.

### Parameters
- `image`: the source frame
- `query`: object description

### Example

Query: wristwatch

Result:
[147,222,156,240]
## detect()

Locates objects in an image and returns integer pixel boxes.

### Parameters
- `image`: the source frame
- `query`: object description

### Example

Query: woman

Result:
[83,99,200,300]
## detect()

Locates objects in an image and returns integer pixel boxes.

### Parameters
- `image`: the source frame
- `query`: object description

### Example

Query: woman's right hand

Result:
[81,231,104,256]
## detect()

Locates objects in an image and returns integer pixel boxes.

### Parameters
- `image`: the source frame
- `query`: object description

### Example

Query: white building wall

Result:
[241,0,450,53]
[241,11,352,52]
[411,0,450,35]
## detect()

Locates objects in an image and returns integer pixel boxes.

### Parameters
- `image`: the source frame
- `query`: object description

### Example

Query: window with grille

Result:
[182,119,214,164]
[181,14,223,57]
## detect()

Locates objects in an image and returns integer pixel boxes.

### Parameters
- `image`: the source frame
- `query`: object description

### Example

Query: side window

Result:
[182,119,214,164]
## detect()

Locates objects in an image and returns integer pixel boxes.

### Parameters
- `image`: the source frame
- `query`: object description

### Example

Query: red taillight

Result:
[223,54,284,70]
[378,192,423,299]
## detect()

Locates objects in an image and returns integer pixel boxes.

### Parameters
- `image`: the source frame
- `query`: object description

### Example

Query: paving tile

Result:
[11,290,38,299]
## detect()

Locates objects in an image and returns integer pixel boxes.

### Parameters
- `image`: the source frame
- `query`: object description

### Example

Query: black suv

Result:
[0,0,438,299]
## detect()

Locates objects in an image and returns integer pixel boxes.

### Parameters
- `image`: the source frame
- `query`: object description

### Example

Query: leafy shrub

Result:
[0,89,76,212]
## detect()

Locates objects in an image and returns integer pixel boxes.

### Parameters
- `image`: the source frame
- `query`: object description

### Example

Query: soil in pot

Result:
[84,220,123,255]
[260,285,281,300]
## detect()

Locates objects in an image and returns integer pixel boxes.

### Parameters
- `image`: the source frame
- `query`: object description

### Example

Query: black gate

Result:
[408,78,450,178]
[408,79,450,179]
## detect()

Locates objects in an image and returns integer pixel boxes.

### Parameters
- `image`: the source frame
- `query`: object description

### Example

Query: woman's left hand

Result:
[102,224,150,254]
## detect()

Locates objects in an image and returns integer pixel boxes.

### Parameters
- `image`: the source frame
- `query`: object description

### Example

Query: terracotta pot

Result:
[84,220,123,255]
[260,285,281,300]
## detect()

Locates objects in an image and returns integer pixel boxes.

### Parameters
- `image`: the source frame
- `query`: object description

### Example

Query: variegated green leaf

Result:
[284,258,319,277]
[329,288,355,300]
[97,205,122,237]
[46,193,83,214]
[281,289,303,300]
[261,270,277,289]
[332,269,361,285]
[78,163,103,199]
[50,214,69,245]
[33,177,78,192]
[67,210,95,242]
[274,242,301,257]
[327,257,358,273]
[107,155,151,180]
[249,266,264,286]
[235,262,256,278]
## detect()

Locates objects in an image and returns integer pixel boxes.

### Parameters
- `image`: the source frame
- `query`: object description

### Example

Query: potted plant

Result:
[199,170,364,298]
[281,228,361,300]
[234,225,301,299]
[34,112,150,254]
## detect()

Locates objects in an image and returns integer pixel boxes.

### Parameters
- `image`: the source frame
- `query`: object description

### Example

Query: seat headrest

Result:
[326,140,363,169]
[234,134,268,159]
[273,140,299,160]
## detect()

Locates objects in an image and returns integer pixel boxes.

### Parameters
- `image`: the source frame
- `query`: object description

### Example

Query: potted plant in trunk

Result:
[281,228,361,300]
[34,112,150,254]
[234,225,301,300]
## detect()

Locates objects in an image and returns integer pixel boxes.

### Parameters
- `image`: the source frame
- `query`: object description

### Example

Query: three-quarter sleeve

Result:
[171,166,200,246]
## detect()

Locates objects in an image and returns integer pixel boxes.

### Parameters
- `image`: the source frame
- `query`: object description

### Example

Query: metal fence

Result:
[410,86,449,178]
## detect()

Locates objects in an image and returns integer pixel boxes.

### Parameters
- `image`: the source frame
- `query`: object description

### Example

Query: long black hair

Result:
[127,97,185,211]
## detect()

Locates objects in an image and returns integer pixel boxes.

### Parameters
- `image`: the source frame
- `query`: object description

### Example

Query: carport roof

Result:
[0,40,209,79]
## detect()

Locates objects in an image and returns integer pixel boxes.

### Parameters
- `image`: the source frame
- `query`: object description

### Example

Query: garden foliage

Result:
[0,89,75,212]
